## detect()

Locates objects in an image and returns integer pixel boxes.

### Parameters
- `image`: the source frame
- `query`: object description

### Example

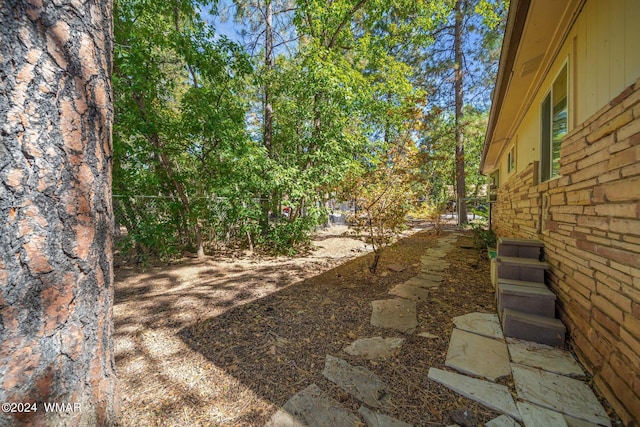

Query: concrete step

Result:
[497,282,556,318]
[501,309,566,347]
[498,237,544,259]
[494,278,547,305]
[496,256,550,282]
[496,278,548,288]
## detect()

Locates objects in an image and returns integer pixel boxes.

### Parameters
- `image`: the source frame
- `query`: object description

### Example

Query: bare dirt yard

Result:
[114,222,499,426]
[114,223,616,426]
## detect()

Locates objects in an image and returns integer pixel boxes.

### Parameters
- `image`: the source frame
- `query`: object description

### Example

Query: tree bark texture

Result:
[0,1,120,425]
[454,0,468,225]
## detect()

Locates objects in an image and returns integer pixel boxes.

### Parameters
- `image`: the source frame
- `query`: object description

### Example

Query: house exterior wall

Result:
[500,0,640,183]
[575,0,640,124]
[493,79,640,423]
[489,1,640,423]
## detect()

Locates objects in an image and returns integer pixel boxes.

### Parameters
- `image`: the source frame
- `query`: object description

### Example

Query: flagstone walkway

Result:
[265,232,613,427]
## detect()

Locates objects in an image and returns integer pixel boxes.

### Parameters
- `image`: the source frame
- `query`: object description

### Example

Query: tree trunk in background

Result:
[259,0,275,234]
[454,0,468,225]
[155,144,205,259]
[0,1,120,425]
[264,0,274,155]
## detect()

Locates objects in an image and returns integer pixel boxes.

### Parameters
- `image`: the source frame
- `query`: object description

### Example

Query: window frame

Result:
[540,61,569,182]
[507,145,516,174]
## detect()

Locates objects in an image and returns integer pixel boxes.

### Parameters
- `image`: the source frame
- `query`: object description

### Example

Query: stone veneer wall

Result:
[492,79,640,424]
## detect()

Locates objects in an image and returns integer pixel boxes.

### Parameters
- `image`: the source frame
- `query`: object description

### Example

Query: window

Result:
[541,63,568,181]
[490,170,500,187]
[507,145,515,173]
[488,170,499,202]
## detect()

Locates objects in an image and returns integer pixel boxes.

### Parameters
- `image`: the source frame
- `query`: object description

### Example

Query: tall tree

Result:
[264,0,274,154]
[454,0,468,224]
[225,0,297,233]
[414,0,507,221]
[1,0,120,425]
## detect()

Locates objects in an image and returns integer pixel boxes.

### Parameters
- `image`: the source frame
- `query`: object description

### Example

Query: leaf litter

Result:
[115,224,504,426]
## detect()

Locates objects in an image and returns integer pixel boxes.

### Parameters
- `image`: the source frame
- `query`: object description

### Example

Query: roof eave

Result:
[480,0,531,175]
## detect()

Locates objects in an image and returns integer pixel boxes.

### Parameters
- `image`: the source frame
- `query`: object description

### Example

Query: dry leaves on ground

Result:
[115,225,501,426]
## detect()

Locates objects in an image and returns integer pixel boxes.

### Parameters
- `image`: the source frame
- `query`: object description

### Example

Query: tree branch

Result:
[327,0,367,49]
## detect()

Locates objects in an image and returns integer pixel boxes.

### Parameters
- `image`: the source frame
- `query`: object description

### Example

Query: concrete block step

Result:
[501,309,566,347]
[494,278,547,305]
[496,257,550,282]
[497,282,556,318]
[498,237,544,259]
[496,278,548,288]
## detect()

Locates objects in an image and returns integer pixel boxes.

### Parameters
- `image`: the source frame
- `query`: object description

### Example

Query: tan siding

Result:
[596,0,611,108]
[575,0,640,123]
[610,0,626,96]
[516,118,539,170]
[575,7,587,126]
[584,0,598,117]
[626,0,640,87]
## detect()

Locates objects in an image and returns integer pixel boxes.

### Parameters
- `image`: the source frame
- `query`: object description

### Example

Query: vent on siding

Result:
[521,55,543,77]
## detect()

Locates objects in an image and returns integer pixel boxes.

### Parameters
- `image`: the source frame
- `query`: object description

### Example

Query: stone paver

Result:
[265,384,360,427]
[344,337,405,359]
[420,265,449,274]
[387,264,407,272]
[269,228,615,427]
[420,256,449,267]
[563,415,603,427]
[506,338,585,377]
[512,364,611,426]
[517,401,568,427]
[388,282,430,301]
[402,274,443,289]
[427,368,521,421]
[485,415,519,427]
[322,355,389,408]
[370,299,417,334]
[453,312,504,340]
[358,406,413,427]
[445,328,511,381]
[422,248,450,258]
[419,258,450,271]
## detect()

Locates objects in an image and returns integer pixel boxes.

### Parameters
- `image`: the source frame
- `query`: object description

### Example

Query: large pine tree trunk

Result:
[0,1,120,425]
[454,0,468,225]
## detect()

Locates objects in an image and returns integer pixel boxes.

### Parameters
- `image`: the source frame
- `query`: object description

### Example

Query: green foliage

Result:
[471,222,497,249]
[258,216,317,255]
[411,202,447,235]
[476,0,510,31]
[418,107,491,204]
[111,0,508,260]
[113,0,257,257]
[116,200,183,260]
[346,141,424,273]
[469,205,489,219]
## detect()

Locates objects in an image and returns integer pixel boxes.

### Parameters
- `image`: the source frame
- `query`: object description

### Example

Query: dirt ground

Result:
[113,223,534,425]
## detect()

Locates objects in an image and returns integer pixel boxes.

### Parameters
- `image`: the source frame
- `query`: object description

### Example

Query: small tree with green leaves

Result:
[411,201,447,235]
[346,142,421,273]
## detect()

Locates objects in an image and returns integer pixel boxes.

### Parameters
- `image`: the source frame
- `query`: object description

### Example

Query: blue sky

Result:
[199,0,242,42]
